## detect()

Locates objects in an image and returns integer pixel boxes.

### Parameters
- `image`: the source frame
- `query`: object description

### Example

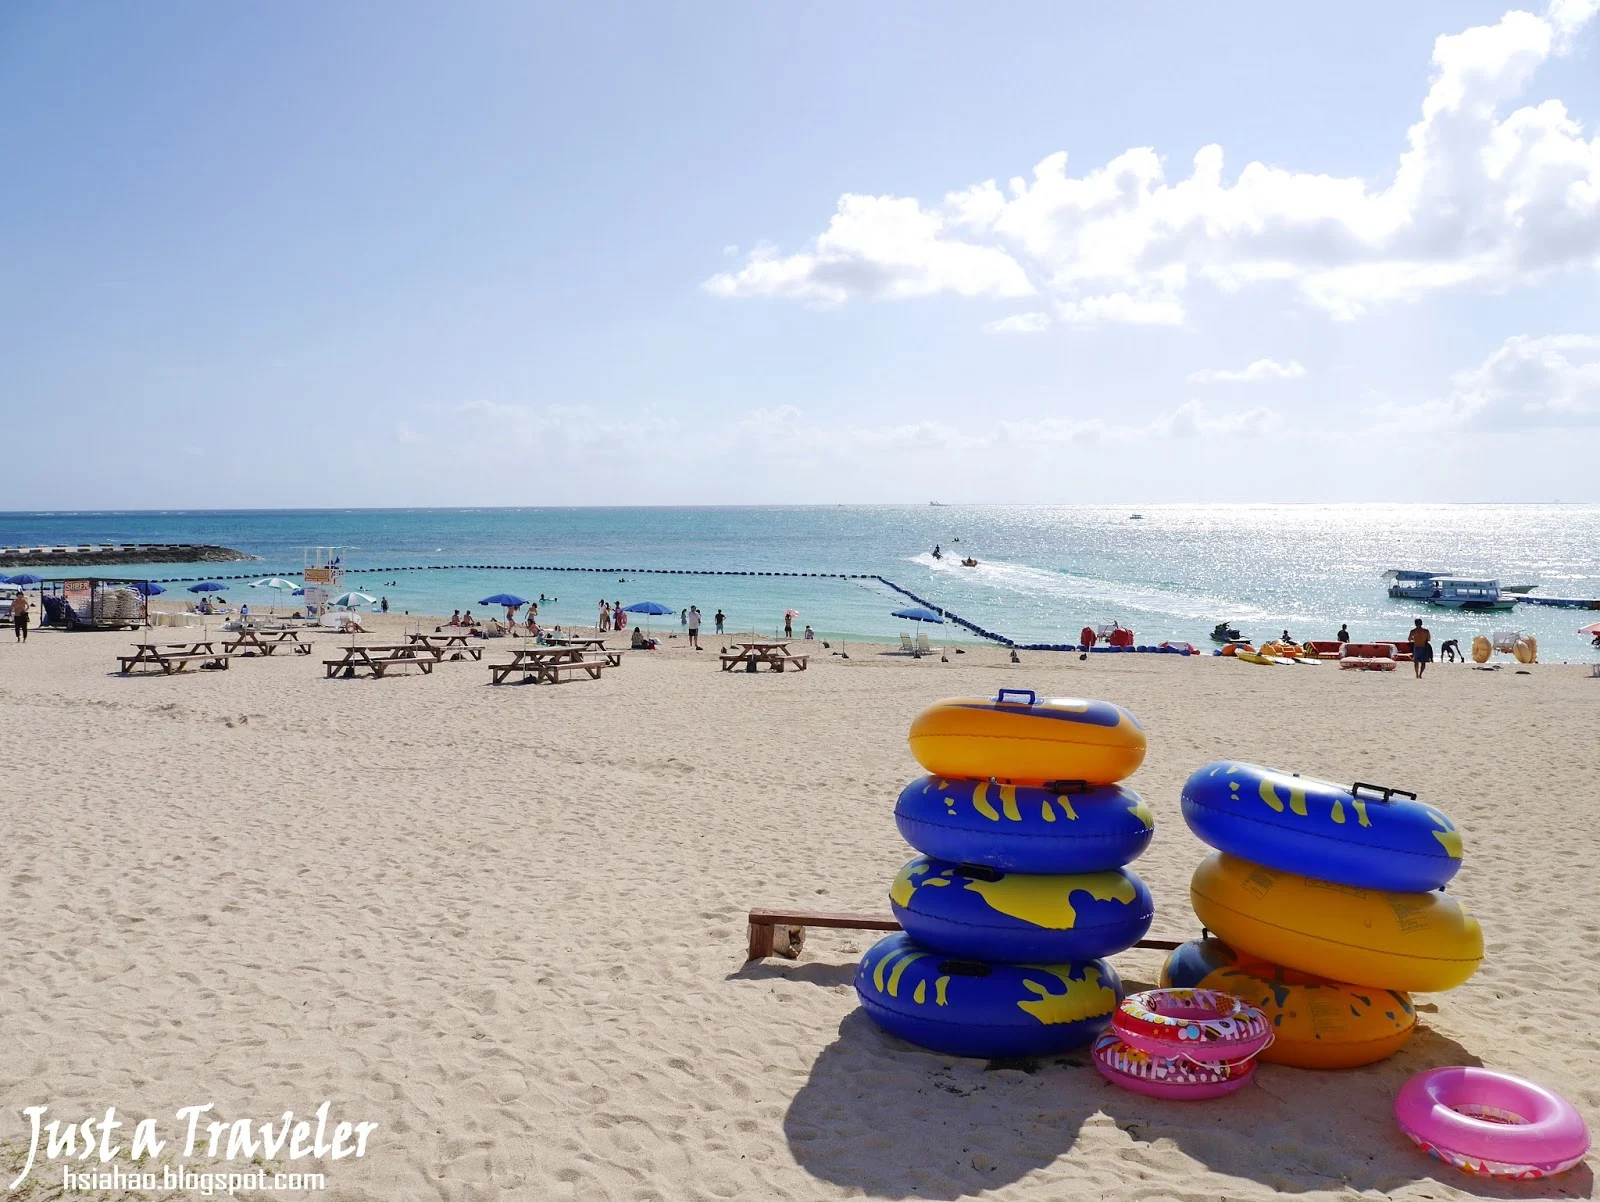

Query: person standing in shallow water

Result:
[1410,617,1433,678]
[784,612,793,639]
[714,609,725,635]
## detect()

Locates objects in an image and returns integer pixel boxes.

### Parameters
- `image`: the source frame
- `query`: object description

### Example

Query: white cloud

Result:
[704,196,1035,305]
[707,2,1600,324]
[1378,332,1600,430]
[395,422,426,445]
[983,311,1052,334]
[1188,358,1306,384]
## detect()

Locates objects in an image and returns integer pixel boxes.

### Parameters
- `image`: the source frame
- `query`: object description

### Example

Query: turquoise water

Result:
[3,505,1598,658]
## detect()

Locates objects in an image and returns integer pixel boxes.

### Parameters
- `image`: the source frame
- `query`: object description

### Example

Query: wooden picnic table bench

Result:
[323,644,435,679]
[407,632,485,660]
[488,646,608,684]
[118,641,230,676]
[223,628,314,656]
[721,645,808,672]
[744,908,1182,961]
[547,636,622,665]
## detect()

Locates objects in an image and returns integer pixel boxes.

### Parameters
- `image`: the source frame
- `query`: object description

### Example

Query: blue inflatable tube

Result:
[894,776,1154,873]
[1180,761,1463,892]
[891,856,1154,961]
[856,933,1122,1059]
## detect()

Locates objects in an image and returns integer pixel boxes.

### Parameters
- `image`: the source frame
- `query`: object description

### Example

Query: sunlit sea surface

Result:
[2,505,1597,659]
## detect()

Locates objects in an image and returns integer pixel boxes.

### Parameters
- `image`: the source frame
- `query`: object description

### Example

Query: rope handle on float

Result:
[995,688,1036,706]
[1178,1030,1275,1072]
[1351,781,1418,803]
[1046,779,1090,796]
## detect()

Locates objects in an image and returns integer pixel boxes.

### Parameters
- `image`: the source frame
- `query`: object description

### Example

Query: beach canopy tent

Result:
[188,581,227,593]
[892,606,946,624]
[329,591,376,609]
[479,593,527,607]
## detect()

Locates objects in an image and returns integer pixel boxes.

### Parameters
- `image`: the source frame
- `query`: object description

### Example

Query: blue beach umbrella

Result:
[622,601,674,615]
[479,593,527,607]
[188,581,227,593]
[7,573,43,585]
[892,606,946,624]
[132,581,165,596]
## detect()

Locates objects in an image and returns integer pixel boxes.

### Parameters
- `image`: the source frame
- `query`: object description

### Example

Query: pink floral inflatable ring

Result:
[1395,1067,1591,1179]
[1092,1032,1255,1100]
[1112,987,1272,1064]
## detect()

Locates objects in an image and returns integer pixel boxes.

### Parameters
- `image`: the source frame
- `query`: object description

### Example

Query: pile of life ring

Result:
[1093,988,1271,1100]
[856,690,1153,1059]
[1396,1067,1590,1179]
[1173,762,1480,1066]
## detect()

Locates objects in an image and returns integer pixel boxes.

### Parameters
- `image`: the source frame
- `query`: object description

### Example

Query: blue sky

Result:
[2,1,1598,506]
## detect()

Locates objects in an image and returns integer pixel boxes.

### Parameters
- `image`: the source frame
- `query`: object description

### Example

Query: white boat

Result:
[1384,569,1457,600]
[1425,577,1515,612]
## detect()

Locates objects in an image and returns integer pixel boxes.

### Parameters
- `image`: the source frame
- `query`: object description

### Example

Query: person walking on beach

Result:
[598,600,610,632]
[10,591,28,642]
[687,605,701,649]
[714,608,725,635]
[1409,618,1433,678]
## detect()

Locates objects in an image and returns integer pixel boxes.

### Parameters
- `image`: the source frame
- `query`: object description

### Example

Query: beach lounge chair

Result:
[899,633,916,655]
[915,632,932,656]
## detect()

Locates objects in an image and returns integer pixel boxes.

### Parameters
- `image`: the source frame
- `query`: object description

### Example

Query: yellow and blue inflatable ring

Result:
[1181,761,1462,892]
[890,856,1154,962]
[1161,937,1415,1068]
[908,690,1146,786]
[1190,852,1483,993]
[856,932,1122,1059]
[894,775,1154,873]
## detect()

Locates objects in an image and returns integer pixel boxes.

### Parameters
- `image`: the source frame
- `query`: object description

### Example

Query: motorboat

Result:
[1384,569,1457,600]
[1209,621,1245,643]
[1425,578,1515,611]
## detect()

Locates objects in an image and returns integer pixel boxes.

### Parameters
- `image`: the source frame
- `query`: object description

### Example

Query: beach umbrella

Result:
[6,573,43,585]
[479,593,527,607]
[188,581,227,593]
[330,591,376,609]
[250,577,299,591]
[622,600,672,635]
[892,606,946,624]
[1579,622,1600,635]
[131,581,165,596]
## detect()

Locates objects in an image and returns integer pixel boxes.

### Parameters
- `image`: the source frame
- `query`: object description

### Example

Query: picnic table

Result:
[118,640,230,675]
[545,635,622,665]
[223,627,314,656]
[323,643,435,679]
[489,644,609,685]
[407,631,485,661]
[720,640,808,673]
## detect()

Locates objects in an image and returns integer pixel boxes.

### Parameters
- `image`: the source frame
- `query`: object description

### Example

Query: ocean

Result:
[3,505,1598,659]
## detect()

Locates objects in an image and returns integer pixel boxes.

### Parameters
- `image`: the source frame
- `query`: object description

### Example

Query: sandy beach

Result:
[1,611,1596,1201]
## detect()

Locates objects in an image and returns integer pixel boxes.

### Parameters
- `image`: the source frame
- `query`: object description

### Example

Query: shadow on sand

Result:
[784,1010,1593,1200]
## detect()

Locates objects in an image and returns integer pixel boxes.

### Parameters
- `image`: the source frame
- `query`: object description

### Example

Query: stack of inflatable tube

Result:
[1169,762,1481,1067]
[855,690,1153,1059]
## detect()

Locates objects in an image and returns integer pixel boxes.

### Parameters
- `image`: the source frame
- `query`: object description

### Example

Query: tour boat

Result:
[1424,577,1515,611]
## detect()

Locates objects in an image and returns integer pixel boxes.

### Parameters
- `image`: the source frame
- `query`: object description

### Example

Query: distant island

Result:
[0,543,251,568]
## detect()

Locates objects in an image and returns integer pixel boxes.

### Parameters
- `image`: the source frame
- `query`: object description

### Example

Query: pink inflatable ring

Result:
[1112,987,1271,1063]
[1395,1067,1591,1179]
[1092,1032,1255,1100]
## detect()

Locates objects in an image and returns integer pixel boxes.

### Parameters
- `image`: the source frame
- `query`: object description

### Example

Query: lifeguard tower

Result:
[301,547,346,617]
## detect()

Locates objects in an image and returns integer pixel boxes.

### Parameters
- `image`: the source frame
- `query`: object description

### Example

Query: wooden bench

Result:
[323,651,434,679]
[745,908,1183,961]
[720,651,808,672]
[118,651,230,675]
[489,651,608,684]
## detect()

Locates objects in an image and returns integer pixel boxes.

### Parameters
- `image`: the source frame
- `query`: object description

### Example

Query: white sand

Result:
[0,613,1595,1200]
